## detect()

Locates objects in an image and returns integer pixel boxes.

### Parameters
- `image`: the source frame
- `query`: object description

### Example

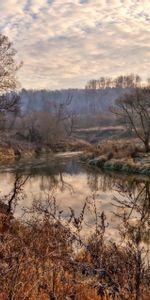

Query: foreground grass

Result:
[0,194,150,300]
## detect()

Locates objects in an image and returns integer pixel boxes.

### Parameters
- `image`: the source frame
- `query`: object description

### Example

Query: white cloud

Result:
[0,0,149,89]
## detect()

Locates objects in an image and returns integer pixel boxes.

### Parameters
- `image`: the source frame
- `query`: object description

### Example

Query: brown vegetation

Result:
[81,140,150,176]
[87,140,142,159]
[0,147,15,161]
[0,176,150,300]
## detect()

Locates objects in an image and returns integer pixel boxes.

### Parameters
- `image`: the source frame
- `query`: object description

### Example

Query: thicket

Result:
[0,175,150,300]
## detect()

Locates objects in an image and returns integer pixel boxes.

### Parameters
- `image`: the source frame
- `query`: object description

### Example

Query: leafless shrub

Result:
[0,177,150,299]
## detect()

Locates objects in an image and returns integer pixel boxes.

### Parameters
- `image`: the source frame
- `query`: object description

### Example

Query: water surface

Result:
[0,153,149,242]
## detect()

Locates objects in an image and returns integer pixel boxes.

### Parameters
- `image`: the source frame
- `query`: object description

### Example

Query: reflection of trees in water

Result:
[86,169,117,192]
[39,174,59,192]
[39,172,74,194]
[113,180,150,247]
[9,156,78,194]
[0,167,74,215]
[86,167,150,193]
[86,168,150,246]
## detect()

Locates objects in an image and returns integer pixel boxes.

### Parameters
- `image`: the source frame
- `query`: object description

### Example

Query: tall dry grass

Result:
[0,180,150,300]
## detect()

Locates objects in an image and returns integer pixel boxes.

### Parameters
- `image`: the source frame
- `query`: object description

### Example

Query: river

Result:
[0,152,150,243]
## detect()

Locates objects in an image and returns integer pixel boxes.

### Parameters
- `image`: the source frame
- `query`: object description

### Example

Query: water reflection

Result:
[0,154,150,244]
[113,180,150,246]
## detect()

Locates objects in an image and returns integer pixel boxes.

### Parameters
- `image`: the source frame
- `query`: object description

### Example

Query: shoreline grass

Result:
[81,140,150,176]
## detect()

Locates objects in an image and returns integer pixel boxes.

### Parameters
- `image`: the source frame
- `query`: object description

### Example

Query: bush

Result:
[0,193,150,300]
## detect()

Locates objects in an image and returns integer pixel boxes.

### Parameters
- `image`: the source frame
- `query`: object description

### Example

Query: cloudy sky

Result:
[0,0,149,89]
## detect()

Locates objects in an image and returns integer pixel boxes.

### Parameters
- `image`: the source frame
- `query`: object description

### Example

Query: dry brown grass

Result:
[81,140,150,176]
[95,140,142,159]
[81,140,140,162]
[0,148,15,161]
[0,199,149,300]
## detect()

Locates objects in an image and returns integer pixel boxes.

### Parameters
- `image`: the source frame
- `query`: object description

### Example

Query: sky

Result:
[0,0,150,90]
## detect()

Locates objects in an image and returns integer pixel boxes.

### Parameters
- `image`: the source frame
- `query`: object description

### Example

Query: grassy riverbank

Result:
[0,136,92,162]
[81,140,150,176]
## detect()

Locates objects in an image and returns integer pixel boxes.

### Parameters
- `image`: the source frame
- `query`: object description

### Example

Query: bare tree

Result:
[112,88,150,152]
[85,74,142,90]
[0,33,20,92]
[0,33,21,123]
[85,79,97,90]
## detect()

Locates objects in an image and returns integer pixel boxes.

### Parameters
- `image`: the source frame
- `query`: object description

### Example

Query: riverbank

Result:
[81,140,150,176]
[0,137,92,162]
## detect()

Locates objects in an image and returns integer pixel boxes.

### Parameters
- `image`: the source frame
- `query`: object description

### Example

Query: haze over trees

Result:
[14,73,149,148]
[16,93,76,146]
[17,87,127,144]
[20,88,125,114]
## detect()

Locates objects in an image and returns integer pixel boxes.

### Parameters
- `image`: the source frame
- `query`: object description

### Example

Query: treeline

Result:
[20,88,125,115]
[85,74,150,89]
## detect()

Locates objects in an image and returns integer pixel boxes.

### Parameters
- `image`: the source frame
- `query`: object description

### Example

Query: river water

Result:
[0,152,150,243]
